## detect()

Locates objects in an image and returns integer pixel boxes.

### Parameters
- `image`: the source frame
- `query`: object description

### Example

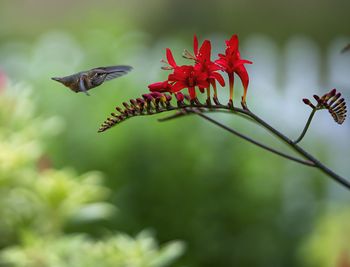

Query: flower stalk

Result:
[293,108,317,144]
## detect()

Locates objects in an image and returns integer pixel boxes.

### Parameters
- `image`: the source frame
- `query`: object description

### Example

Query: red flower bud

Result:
[175,92,185,102]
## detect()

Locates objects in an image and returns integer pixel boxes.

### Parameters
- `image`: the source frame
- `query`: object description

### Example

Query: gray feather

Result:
[93,65,133,81]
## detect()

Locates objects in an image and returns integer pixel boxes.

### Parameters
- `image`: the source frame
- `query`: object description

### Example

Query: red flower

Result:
[149,47,210,100]
[185,35,225,98]
[168,65,209,99]
[215,34,252,104]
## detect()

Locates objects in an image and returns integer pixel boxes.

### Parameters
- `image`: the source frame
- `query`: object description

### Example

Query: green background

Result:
[0,1,350,266]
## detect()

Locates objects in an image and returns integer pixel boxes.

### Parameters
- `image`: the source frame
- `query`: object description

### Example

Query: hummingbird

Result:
[51,65,133,95]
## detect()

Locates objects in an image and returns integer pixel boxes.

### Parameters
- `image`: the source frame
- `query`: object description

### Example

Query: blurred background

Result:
[0,0,350,266]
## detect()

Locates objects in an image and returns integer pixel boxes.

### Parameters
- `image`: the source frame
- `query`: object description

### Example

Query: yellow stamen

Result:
[242,87,247,104]
[206,87,210,100]
[212,82,218,98]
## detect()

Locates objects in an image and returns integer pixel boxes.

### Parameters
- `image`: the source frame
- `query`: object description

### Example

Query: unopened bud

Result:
[175,92,185,102]
[302,98,315,108]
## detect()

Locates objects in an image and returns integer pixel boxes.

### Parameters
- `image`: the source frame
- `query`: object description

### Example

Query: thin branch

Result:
[293,108,317,144]
[158,108,256,123]
[158,109,191,122]
[243,108,350,189]
[191,109,315,167]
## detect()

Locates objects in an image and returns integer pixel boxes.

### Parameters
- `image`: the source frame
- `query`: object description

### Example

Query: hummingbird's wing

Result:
[94,65,133,81]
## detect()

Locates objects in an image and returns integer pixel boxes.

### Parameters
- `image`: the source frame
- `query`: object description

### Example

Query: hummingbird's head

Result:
[51,75,81,93]
[51,76,72,88]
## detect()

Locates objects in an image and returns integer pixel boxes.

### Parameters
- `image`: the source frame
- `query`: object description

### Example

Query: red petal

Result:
[171,82,186,93]
[226,34,239,51]
[168,72,183,82]
[148,81,164,91]
[237,59,253,66]
[235,65,249,90]
[210,72,225,87]
[148,81,172,92]
[193,35,198,55]
[188,87,196,99]
[208,62,221,71]
[196,71,209,82]
[215,58,226,66]
[170,65,193,81]
[166,48,177,67]
[168,73,177,82]
[197,80,210,89]
[198,40,211,62]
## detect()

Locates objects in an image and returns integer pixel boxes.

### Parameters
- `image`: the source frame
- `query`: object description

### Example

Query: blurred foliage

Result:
[300,208,350,267]
[0,85,184,267]
[0,84,110,245]
[1,231,184,267]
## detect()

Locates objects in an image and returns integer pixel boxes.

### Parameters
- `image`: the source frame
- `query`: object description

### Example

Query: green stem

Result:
[158,108,255,123]
[293,108,317,144]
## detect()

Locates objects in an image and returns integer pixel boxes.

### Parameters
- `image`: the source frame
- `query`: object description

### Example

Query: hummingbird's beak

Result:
[51,77,62,82]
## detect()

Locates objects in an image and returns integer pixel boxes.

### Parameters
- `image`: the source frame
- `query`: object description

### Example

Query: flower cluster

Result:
[148,34,252,106]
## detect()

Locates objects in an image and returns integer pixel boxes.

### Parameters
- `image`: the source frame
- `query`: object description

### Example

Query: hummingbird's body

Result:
[52,65,132,95]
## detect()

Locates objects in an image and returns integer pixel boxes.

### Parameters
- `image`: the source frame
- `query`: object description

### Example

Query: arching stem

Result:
[293,108,317,144]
